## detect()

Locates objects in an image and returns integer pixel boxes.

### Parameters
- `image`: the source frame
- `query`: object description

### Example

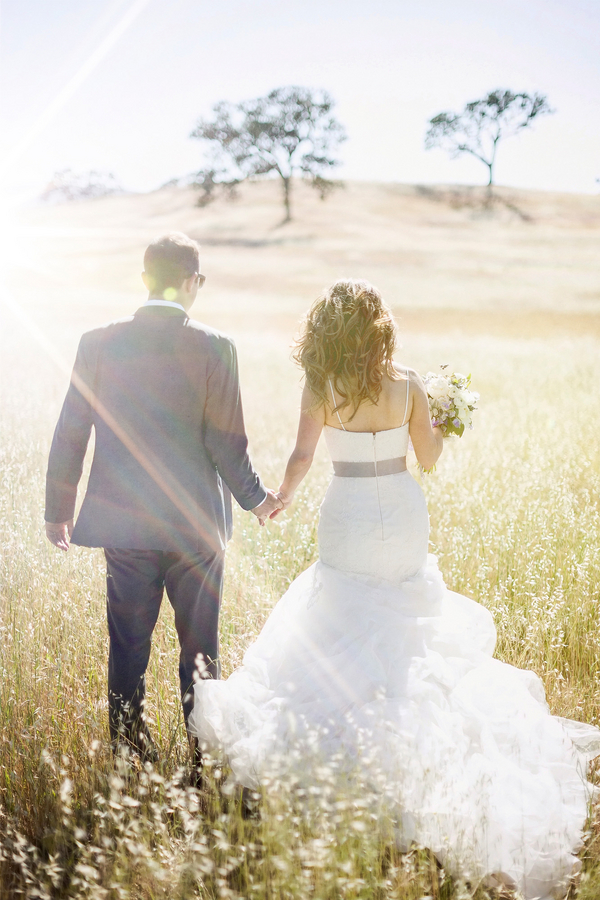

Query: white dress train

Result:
[189,421,600,900]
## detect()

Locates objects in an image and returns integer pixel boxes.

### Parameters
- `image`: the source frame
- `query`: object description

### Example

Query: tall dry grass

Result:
[1,177,600,896]
[2,316,600,897]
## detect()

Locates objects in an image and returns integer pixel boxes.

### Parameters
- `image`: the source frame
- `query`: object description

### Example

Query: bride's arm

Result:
[409,371,443,469]
[275,384,325,513]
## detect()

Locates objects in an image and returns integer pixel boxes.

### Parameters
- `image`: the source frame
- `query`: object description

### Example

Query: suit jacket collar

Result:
[134,305,189,319]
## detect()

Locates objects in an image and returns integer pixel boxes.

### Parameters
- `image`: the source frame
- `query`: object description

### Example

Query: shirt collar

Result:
[144,298,187,313]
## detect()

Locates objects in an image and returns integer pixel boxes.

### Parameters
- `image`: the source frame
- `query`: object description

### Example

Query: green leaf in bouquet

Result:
[443,420,465,438]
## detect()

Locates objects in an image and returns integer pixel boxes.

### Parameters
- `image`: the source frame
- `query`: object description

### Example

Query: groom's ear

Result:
[181,274,196,293]
[141,271,152,292]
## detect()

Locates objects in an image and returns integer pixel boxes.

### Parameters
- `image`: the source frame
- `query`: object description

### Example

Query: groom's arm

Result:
[203,336,267,511]
[45,332,96,528]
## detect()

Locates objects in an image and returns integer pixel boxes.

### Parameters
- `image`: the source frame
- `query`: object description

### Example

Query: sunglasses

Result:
[194,272,206,288]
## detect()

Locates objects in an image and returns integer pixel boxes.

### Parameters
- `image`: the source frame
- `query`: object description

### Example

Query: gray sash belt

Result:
[332,457,407,477]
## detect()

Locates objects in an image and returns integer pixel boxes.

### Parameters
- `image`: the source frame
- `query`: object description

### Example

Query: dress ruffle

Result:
[190,556,600,899]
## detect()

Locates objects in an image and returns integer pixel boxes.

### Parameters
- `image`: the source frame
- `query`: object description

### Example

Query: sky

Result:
[1,0,599,202]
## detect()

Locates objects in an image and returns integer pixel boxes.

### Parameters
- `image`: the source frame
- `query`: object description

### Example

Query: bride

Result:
[188,279,600,899]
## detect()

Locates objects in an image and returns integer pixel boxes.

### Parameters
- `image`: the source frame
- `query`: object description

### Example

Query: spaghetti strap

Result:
[328,378,347,431]
[401,367,410,426]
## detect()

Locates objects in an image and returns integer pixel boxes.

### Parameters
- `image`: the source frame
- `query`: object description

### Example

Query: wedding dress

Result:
[189,394,600,899]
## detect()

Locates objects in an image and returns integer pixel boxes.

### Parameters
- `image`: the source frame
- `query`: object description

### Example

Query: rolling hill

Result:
[9,178,600,345]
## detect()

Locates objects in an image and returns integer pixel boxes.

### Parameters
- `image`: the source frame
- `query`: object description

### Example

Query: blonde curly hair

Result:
[293,279,399,419]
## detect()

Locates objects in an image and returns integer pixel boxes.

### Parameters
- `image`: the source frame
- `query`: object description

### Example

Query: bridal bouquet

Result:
[423,368,479,437]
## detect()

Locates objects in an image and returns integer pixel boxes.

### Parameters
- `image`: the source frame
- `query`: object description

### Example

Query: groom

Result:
[45,232,281,762]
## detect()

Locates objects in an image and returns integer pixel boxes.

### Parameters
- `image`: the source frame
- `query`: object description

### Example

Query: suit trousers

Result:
[104,547,225,743]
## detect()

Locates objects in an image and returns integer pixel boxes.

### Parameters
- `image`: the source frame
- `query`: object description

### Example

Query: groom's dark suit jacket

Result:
[45,305,266,555]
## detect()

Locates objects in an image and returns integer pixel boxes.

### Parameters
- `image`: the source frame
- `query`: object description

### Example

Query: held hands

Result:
[45,519,73,552]
[269,489,293,520]
[252,490,284,526]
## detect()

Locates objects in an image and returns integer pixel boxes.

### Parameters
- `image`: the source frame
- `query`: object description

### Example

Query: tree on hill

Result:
[41,169,123,203]
[425,90,554,195]
[190,86,346,222]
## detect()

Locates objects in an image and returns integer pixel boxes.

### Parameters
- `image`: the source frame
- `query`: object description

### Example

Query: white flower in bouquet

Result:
[423,368,479,438]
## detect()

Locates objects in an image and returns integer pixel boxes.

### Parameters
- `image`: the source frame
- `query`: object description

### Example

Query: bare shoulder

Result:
[392,364,422,391]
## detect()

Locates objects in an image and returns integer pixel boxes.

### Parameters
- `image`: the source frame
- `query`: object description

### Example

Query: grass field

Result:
[1,179,600,898]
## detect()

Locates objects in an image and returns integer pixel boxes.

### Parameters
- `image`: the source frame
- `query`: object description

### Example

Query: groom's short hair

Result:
[144,233,200,295]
